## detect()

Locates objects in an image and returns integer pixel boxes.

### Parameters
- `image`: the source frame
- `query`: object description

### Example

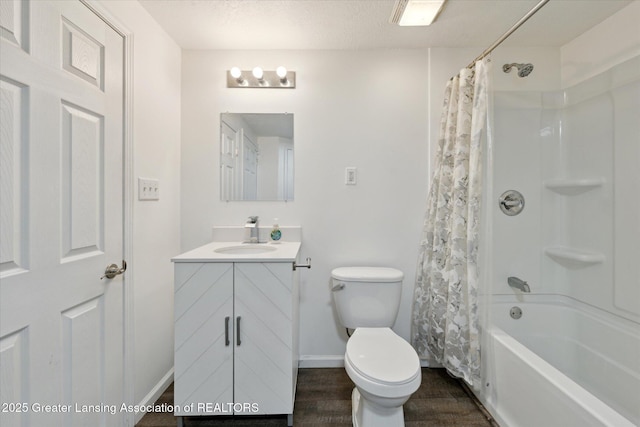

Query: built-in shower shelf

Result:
[544,178,604,195]
[545,246,605,268]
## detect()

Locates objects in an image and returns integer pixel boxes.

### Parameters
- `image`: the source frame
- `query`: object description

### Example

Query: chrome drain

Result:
[510,306,523,319]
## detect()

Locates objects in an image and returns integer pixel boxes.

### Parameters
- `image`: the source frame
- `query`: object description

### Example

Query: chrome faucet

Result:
[508,276,530,293]
[244,216,259,243]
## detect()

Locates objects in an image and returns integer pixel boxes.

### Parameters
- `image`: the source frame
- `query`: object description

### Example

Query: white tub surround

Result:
[488,327,636,427]
[484,2,640,422]
[487,49,640,427]
[487,297,640,426]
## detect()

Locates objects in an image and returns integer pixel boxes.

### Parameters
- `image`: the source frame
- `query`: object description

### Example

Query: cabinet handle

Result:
[236,316,241,346]
[225,316,230,346]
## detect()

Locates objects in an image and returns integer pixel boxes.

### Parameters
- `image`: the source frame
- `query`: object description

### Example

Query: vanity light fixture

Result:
[390,0,447,26]
[227,66,296,89]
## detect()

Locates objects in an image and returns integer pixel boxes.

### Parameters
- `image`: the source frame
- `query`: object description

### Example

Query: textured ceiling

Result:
[139,0,634,50]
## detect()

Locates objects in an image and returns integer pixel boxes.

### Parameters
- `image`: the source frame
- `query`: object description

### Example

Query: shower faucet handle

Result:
[499,190,525,216]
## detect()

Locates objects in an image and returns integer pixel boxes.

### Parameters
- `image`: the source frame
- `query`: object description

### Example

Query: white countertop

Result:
[171,241,301,263]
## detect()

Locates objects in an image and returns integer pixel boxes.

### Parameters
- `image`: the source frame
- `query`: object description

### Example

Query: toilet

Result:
[331,267,421,427]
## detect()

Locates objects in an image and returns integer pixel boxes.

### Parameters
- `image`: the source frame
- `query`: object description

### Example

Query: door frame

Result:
[78,1,134,425]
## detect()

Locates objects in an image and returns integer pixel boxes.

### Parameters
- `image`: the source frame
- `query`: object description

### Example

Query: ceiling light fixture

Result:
[390,0,447,26]
[227,66,296,89]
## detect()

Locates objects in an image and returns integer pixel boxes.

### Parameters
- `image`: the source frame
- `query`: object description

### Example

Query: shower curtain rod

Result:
[466,0,550,69]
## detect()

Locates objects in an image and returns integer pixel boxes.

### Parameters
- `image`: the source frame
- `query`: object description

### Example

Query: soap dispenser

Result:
[270,219,282,243]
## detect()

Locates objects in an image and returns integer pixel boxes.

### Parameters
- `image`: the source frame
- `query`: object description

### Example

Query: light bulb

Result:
[230,67,241,79]
[230,67,244,84]
[252,67,264,80]
[276,66,287,79]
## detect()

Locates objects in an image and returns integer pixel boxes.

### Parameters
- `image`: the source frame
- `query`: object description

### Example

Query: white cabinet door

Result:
[234,263,294,415]
[174,263,234,415]
[0,2,125,426]
[173,262,297,418]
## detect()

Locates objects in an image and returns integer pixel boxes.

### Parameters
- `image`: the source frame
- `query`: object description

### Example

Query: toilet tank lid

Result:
[331,267,404,282]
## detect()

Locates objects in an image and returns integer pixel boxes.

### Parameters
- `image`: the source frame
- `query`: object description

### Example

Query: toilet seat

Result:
[345,328,421,398]
[332,267,404,282]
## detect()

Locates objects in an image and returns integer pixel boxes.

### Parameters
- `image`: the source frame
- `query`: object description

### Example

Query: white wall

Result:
[180,46,564,363]
[98,0,182,410]
[181,49,430,361]
[561,1,640,88]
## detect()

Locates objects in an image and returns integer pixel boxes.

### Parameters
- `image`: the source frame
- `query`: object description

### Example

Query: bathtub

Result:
[481,297,639,427]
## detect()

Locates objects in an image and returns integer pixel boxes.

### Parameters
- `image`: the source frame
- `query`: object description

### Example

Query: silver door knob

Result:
[101,260,127,280]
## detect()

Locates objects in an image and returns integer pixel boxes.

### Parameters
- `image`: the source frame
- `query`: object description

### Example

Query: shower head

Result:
[503,63,534,77]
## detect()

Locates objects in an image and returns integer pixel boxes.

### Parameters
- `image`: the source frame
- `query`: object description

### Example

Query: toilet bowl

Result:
[344,328,421,427]
[331,267,422,427]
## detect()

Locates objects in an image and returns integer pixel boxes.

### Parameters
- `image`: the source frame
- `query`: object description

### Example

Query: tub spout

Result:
[508,276,530,293]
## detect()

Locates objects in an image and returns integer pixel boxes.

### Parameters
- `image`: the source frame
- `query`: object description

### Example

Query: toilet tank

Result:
[331,267,404,329]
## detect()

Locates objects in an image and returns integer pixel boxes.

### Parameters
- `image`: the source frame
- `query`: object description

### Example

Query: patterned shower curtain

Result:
[411,59,490,387]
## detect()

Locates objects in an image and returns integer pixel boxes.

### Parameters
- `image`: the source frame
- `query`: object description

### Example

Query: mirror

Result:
[220,113,294,201]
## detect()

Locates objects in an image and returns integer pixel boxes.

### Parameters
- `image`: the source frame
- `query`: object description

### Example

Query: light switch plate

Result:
[345,167,357,185]
[138,177,159,200]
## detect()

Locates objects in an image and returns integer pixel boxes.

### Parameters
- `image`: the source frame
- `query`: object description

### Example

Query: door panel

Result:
[220,121,238,200]
[234,263,293,414]
[0,328,27,427]
[0,0,28,49]
[0,76,27,274]
[0,1,124,426]
[61,101,105,260]
[241,134,258,200]
[173,263,234,415]
[61,297,105,427]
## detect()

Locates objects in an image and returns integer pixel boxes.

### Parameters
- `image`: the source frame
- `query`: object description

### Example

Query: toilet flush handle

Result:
[293,257,312,271]
[332,283,345,292]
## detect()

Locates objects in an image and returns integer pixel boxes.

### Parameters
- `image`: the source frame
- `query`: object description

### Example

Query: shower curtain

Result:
[411,59,490,387]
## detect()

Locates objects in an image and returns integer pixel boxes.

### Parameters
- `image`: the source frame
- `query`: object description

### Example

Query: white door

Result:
[220,121,238,200]
[241,133,258,200]
[0,1,125,426]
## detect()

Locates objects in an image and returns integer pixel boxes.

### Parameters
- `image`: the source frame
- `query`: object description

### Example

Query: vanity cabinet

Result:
[173,261,299,422]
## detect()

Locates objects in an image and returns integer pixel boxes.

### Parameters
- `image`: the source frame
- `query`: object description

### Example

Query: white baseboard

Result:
[299,355,344,368]
[133,368,174,424]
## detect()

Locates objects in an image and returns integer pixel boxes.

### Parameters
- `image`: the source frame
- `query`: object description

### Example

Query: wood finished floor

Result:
[136,368,496,427]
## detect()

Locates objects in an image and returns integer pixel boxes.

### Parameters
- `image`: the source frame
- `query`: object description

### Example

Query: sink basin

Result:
[213,244,278,255]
